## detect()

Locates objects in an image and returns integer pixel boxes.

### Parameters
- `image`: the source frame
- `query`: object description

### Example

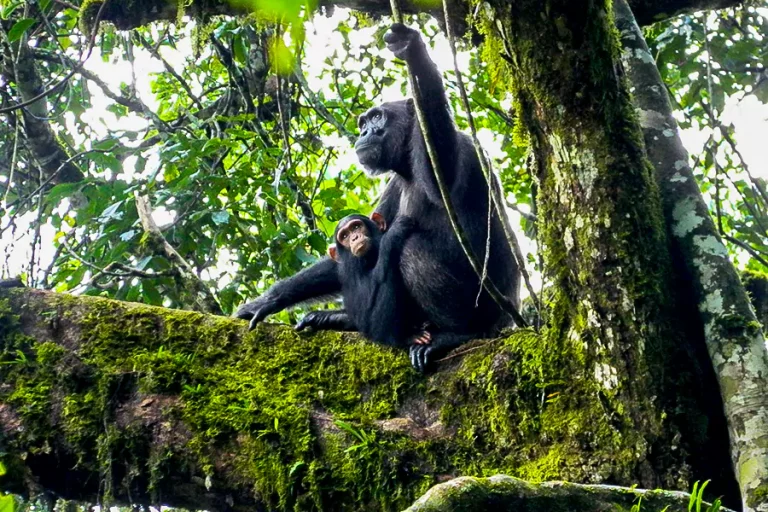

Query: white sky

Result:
[2,9,767,294]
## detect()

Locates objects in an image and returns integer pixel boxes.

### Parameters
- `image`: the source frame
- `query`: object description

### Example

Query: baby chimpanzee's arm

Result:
[372,216,416,282]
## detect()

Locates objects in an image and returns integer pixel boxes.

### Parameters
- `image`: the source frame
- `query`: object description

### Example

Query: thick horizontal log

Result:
[78,0,744,32]
[0,288,702,510]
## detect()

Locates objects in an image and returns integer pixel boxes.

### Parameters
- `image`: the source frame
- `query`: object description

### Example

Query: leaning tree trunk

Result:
[615,2,768,509]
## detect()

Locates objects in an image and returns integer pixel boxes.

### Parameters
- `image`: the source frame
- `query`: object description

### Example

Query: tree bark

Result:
[615,2,768,510]
[489,0,683,485]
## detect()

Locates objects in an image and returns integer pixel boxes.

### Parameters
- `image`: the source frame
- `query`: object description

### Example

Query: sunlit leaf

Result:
[268,36,295,75]
[0,495,14,512]
[7,17,35,42]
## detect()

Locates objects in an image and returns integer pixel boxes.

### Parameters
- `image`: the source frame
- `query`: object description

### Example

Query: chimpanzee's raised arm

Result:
[235,257,340,330]
[384,24,455,139]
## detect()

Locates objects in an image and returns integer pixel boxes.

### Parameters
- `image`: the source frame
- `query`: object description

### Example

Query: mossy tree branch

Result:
[0,27,83,184]
[404,475,731,512]
[0,287,709,510]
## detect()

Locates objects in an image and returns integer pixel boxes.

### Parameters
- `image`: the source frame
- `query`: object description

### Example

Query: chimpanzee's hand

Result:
[295,311,329,331]
[384,23,424,62]
[296,310,354,332]
[234,295,281,330]
[409,343,436,373]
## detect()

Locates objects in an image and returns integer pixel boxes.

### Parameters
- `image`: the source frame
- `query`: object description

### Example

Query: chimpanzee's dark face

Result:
[354,100,412,175]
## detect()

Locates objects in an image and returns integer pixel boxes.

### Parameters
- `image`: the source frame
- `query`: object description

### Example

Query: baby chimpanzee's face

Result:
[336,218,371,257]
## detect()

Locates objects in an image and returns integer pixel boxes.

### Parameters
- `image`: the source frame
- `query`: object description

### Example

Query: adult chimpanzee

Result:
[295,213,432,348]
[236,23,520,372]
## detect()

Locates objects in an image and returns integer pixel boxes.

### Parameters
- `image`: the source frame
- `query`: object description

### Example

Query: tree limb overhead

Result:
[78,0,745,32]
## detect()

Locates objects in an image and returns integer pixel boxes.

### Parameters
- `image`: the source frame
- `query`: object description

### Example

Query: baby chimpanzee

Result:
[296,213,431,349]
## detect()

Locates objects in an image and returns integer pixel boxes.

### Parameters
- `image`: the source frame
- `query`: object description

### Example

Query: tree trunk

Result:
[489,0,682,481]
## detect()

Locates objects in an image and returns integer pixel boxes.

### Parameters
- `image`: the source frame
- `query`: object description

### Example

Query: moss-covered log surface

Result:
[405,475,733,512]
[0,287,723,511]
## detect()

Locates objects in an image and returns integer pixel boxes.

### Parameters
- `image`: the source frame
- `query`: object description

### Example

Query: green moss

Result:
[747,483,768,509]
[78,0,104,35]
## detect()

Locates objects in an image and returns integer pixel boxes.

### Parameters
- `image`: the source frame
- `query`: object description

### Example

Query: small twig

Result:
[9,148,107,212]
[505,200,537,222]
[136,33,204,111]
[52,0,79,10]
[309,148,336,205]
[294,70,356,142]
[2,114,20,206]
[723,235,768,269]
[719,125,768,208]
[28,168,46,285]
[275,71,316,230]
[59,236,175,289]
[134,193,222,314]
[40,242,65,289]
[434,341,493,362]
[712,144,724,234]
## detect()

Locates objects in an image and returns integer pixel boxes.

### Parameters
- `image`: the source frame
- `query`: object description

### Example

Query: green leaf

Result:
[211,210,230,225]
[141,281,163,306]
[0,495,14,512]
[119,229,137,242]
[753,79,768,104]
[45,182,82,206]
[7,18,35,42]
[307,232,327,253]
[295,247,316,263]
[1,0,24,19]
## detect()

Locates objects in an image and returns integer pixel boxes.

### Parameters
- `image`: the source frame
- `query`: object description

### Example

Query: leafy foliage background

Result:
[0,1,766,319]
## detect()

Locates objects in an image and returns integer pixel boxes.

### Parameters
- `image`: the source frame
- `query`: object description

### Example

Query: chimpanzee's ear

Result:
[328,244,338,261]
[371,212,387,232]
[405,98,415,115]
